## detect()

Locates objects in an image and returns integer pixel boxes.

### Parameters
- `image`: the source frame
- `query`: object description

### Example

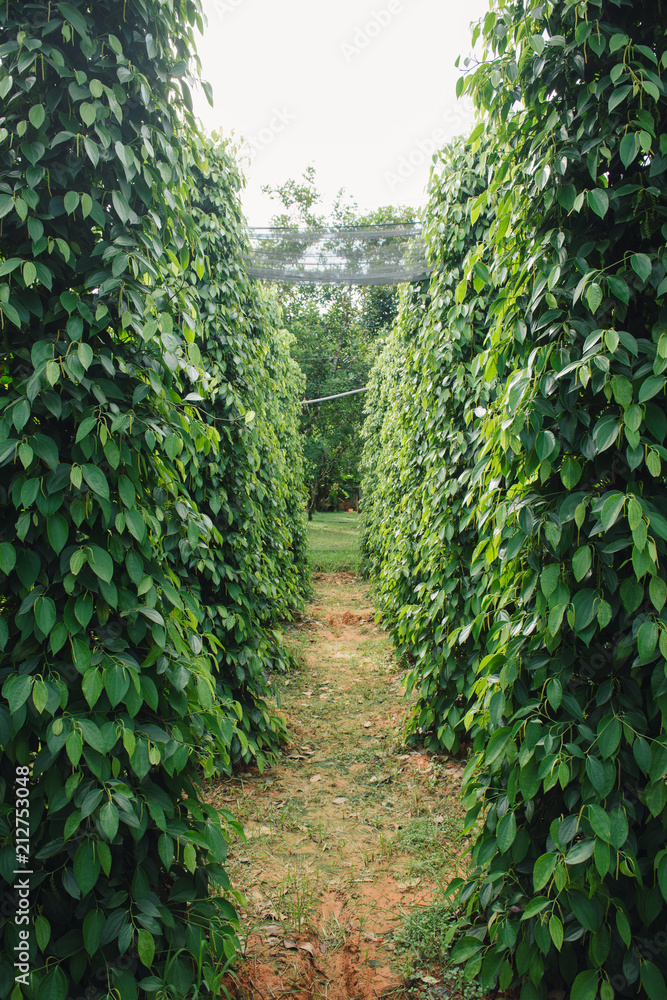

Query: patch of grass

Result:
[395,816,463,884]
[307,511,360,573]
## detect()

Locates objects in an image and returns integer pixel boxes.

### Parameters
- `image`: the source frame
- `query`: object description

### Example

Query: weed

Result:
[320,912,348,953]
[274,869,319,933]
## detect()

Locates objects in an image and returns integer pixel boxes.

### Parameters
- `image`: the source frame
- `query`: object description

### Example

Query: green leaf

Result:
[35,913,51,952]
[74,840,100,895]
[137,928,155,969]
[100,801,120,841]
[571,970,599,1000]
[34,595,57,636]
[82,668,103,709]
[593,416,620,453]
[28,104,46,130]
[631,253,652,283]
[641,962,667,1000]
[585,757,605,789]
[104,663,129,708]
[64,191,80,216]
[540,564,560,597]
[36,967,67,1000]
[587,189,608,219]
[66,729,83,766]
[546,677,562,710]
[125,508,147,543]
[88,545,114,584]
[79,102,97,127]
[585,282,603,313]
[608,808,629,849]
[597,717,622,757]
[597,599,612,628]
[83,909,105,957]
[649,576,667,611]
[601,493,625,531]
[549,915,563,951]
[607,274,630,304]
[0,542,17,575]
[619,132,639,167]
[573,588,597,631]
[496,811,517,853]
[82,464,110,498]
[158,833,174,871]
[594,837,611,877]
[32,679,49,714]
[638,620,659,662]
[633,737,653,774]
[47,515,69,555]
[572,545,592,582]
[58,2,90,37]
[77,342,93,370]
[639,375,665,403]
[533,852,557,891]
[74,594,93,627]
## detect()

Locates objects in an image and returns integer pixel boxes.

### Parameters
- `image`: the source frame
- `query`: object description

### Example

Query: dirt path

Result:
[206,573,467,1000]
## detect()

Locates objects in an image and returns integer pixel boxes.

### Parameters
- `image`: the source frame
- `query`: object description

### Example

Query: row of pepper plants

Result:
[361,0,667,996]
[0,1,309,998]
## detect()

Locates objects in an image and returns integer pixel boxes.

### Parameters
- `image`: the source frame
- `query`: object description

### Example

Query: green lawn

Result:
[306,511,360,573]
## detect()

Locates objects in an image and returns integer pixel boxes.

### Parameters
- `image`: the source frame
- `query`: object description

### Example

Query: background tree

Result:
[262,168,417,515]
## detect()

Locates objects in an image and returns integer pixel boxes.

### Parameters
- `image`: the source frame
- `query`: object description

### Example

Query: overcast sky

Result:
[193,0,489,225]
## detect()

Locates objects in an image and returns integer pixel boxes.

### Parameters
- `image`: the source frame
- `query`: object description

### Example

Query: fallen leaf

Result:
[260,923,283,935]
[283,938,298,950]
[299,942,316,957]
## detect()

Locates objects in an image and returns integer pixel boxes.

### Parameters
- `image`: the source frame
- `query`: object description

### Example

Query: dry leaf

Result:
[299,942,316,957]
[283,938,298,950]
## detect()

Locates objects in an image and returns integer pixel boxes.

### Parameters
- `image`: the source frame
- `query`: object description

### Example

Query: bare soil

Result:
[205,573,468,1000]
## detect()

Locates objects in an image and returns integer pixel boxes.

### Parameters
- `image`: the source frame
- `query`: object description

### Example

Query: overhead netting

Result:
[244,223,432,285]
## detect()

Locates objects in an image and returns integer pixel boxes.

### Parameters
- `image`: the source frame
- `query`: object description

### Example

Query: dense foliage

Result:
[362,0,667,995]
[0,2,307,997]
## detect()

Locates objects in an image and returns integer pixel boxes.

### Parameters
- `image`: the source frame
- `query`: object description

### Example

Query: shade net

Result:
[244,224,432,285]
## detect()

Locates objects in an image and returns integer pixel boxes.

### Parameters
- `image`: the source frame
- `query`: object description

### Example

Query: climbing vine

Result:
[362,0,667,995]
[0,2,307,998]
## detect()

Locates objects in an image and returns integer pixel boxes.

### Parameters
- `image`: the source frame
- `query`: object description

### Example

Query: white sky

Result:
[193,0,489,225]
